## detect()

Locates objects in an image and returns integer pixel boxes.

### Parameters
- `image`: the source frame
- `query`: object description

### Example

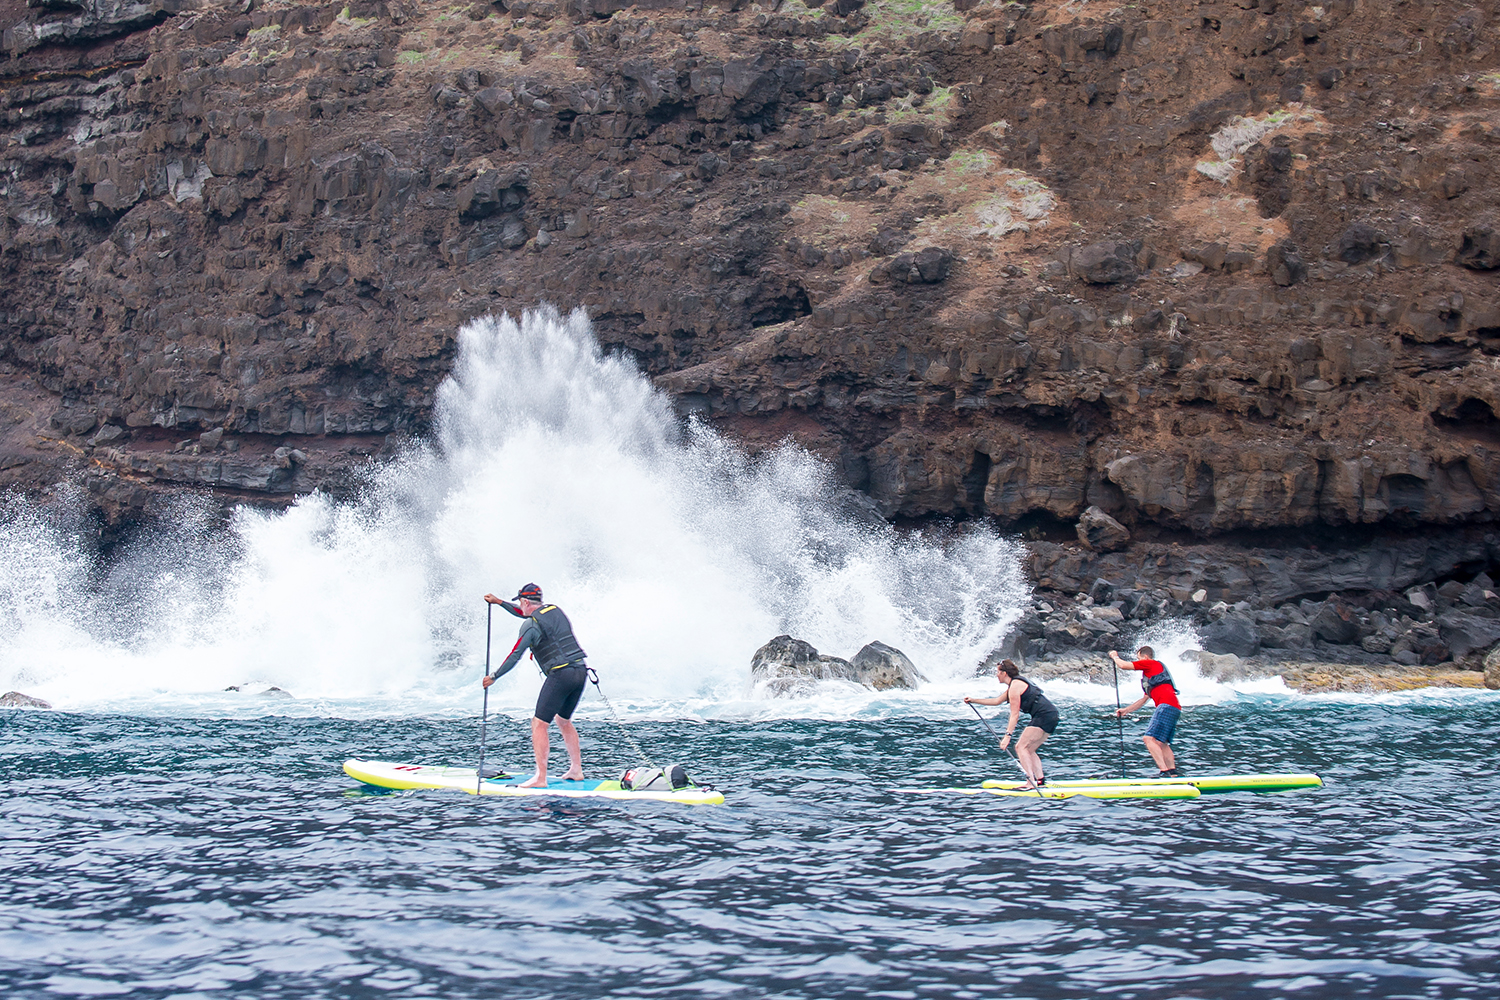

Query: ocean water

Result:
[3,695,1499,1000]
[3,308,1498,997]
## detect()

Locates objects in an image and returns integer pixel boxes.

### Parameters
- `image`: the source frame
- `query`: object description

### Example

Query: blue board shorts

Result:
[1145,704,1181,744]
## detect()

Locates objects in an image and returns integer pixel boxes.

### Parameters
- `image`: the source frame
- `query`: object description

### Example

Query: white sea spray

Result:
[0,307,1031,717]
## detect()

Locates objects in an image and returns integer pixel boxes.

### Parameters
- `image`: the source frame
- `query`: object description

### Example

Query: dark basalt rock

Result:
[1311,602,1361,645]
[1436,611,1500,659]
[849,640,925,690]
[1456,225,1500,271]
[1200,612,1261,658]
[1335,222,1386,265]
[886,247,953,284]
[1069,240,1141,285]
[1076,505,1129,552]
[751,635,921,695]
[1266,240,1307,286]
[750,635,857,696]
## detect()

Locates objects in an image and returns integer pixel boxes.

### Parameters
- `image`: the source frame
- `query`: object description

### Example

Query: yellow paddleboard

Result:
[897,783,1201,800]
[981,773,1323,794]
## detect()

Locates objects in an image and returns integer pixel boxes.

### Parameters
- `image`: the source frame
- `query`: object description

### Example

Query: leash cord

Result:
[587,667,659,771]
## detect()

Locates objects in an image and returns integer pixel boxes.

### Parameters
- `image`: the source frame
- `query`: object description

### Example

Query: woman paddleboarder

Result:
[965,660,1061,787]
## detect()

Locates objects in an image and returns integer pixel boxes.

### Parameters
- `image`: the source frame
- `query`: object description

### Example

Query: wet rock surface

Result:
[751,634,921,694]
[991,647,1487,694]
[3,0,1500,611]
[849,640,926,690]
[1076,505,1129,553]
[989,556,1500,683]
[0,691,52,709]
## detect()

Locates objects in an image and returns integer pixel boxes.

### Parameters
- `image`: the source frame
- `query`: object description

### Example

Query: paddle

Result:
[967,701,1044,798]
[476,601,493,795]
[1111,656,1126,779]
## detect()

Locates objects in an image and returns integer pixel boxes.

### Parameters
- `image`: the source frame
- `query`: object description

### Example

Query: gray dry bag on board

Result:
[621,763,691,791]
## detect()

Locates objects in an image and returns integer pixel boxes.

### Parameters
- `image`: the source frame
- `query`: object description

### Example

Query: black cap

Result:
[514,582,542,601]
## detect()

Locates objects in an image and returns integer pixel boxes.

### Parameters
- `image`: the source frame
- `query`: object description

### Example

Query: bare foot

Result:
[559,770,584,781]
[518,775,548,788]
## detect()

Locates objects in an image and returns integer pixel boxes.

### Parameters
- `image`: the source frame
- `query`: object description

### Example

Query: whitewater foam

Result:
[4,308,1487,720]
[1,307,1030,716]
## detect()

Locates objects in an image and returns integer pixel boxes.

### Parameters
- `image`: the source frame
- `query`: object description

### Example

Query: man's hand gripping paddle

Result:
[967,701,1046,799]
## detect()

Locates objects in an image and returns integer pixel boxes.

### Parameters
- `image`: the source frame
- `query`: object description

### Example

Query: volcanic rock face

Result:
[3,0,1500,601]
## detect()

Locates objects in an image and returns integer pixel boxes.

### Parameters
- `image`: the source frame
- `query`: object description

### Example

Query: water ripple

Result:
[2,702,1498,999]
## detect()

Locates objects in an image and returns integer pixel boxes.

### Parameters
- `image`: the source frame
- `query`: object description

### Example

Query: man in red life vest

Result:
[1108,645,1183,777]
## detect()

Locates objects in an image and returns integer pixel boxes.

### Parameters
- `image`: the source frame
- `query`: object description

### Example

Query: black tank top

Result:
[1014,676,1058,719]
[529,605,587,671]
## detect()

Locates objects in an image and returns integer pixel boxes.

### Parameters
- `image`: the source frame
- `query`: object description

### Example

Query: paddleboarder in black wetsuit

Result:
[481,583,588,788]
[965,659,1060,786]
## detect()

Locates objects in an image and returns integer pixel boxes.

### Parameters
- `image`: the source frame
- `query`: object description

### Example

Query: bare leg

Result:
[1143,735,1173,771]
[556,717,583,780]
[519,717,550,787]
[1016,727,1049,783]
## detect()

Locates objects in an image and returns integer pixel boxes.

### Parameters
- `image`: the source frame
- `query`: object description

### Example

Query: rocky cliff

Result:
[3,0,1500,610]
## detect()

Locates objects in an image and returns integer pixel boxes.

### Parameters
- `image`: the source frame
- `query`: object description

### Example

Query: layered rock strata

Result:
[3,0,1500,607]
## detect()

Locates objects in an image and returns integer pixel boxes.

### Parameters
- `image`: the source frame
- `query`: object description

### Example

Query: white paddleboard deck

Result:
[343,759,725,805]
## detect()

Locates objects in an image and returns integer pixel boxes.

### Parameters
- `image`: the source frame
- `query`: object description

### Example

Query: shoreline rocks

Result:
[1011,650,1488,694]
[751,635,924,696]
[1,691,52,709]
[998,555,1500,674]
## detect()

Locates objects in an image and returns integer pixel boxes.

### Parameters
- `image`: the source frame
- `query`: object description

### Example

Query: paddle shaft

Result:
[477,602,493,795]
[1111,657,1126,779]
[967,701,1043,798]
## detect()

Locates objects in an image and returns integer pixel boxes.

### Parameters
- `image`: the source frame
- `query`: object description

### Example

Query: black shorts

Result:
[1028,710,1060,735]
[535,664,587,723]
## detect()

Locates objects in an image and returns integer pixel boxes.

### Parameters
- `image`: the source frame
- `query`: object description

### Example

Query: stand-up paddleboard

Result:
[980,773,1322,794]
[343,759,726,805]
[898,783,1201,800]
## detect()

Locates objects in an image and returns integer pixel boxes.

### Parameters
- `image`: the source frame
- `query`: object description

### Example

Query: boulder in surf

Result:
[751,635,924,695]
[1,691,51,709]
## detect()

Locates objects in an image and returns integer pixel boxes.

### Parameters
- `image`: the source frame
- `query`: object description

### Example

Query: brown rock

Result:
[887,247,954,284]
[0,0,1497,598]
[0,691,52,709]
[1457,225,1500,271]
[1069,241,1141,285]
[1076,505,1130,552]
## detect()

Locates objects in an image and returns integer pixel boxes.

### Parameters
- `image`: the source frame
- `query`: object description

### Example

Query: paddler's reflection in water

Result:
[964,659,1062,787]
[481,583,590,788]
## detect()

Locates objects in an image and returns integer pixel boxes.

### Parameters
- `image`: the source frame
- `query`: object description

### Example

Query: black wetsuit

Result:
[1015,676,1061,734]
[490,603,588,723]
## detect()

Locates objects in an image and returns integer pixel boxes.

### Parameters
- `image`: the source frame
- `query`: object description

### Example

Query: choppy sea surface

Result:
[4,694,1498,1000]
